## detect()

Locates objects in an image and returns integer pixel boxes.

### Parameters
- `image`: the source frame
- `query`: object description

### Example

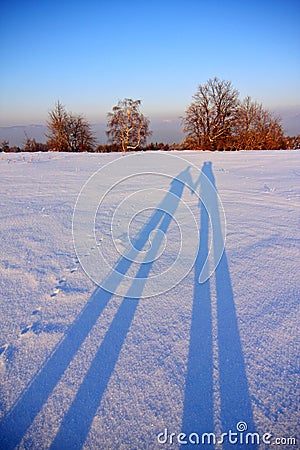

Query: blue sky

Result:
[0,0,299,133]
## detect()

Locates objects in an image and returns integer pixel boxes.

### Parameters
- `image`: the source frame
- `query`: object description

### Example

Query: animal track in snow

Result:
[264,183,276,193]
[49,260,80,299]
[20,325,32,335]
[50,287,60,297]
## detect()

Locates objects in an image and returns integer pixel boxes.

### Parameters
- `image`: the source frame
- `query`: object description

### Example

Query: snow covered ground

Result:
[0,150,299,449]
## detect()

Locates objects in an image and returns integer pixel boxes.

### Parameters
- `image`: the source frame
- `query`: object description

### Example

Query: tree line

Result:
[1,77,299,152]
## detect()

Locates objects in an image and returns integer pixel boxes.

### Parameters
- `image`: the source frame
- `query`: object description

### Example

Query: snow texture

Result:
[0,150,299,449]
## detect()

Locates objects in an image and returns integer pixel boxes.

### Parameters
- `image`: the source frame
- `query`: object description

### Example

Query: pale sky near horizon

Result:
[0,0,299,131]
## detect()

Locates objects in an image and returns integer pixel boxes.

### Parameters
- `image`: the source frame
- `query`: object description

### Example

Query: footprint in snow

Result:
[50,264,78,299]
[20,325,32,335]
[50,287,60,297]
[264,184,275,193]
[21,322,42,336]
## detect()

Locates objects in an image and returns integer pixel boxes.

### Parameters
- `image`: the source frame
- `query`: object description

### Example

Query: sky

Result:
[0,0,299,139]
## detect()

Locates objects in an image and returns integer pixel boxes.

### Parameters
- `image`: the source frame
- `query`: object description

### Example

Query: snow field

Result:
[0,150,299,449]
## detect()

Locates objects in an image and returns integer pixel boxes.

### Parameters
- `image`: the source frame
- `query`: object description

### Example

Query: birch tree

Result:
[106,98,151,152]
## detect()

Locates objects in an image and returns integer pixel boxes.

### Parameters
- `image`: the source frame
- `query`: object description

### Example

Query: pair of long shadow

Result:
[0,163,255,449]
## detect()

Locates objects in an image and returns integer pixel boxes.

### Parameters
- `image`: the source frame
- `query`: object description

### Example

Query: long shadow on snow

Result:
[49,182,191,448]
[181,162,257,449]
[181,164,214,446]
[0,167,192,450]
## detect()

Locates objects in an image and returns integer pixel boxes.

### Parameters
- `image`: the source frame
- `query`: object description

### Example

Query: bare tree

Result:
[1,140,10,152]
[46,101,69,151]
[46,101,96,152]
[182,77,239,150]
[67,115,96,152]
[232,96,259,149]
[21,133,48,152]
[106,98,151,152]
[234,97,284,149]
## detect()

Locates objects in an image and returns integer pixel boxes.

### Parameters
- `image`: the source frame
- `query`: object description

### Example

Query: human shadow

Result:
[50,169,194,449]
[181,162,257,449]
[0,167,193,449]
[180,166,214,446]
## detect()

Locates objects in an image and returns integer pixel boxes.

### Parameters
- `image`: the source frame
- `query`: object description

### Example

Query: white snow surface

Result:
[0,150,299,449]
